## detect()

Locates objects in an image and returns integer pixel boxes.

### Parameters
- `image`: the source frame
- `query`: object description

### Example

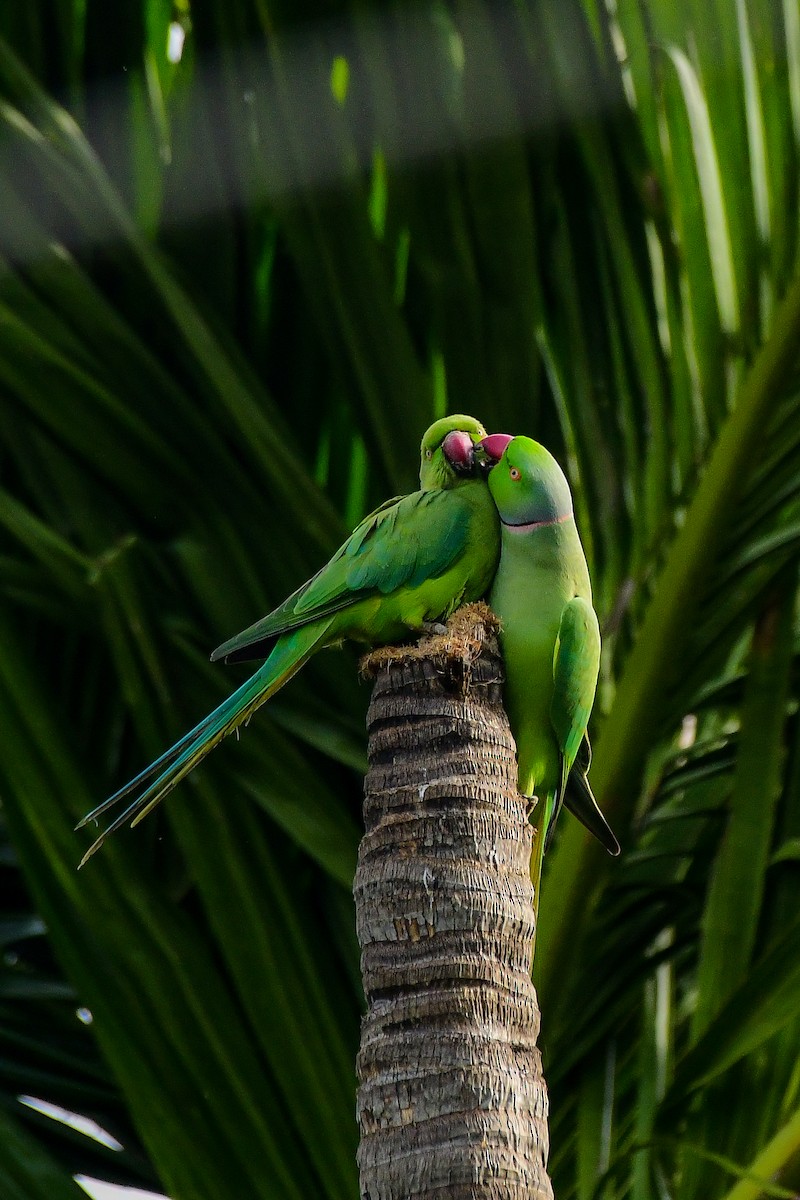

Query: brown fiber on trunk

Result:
[355,603,552,1200]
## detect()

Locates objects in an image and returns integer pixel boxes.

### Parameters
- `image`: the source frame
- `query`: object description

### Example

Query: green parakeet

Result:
[480,433,619,874]
[77,415,497,865]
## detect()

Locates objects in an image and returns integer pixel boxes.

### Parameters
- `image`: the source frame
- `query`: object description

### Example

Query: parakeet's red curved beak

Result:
[479,433,514,465]
[442,430,476,473]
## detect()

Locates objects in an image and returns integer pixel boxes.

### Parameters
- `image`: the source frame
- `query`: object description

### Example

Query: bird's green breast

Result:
[489,518,591,796]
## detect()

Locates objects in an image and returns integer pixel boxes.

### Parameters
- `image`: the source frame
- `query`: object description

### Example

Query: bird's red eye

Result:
[509,466,521,481]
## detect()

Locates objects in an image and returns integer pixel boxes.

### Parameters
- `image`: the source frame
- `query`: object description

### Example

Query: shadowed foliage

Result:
[2,1,800,1198]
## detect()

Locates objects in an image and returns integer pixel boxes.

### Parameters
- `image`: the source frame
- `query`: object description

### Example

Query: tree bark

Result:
[355,603,552,1200]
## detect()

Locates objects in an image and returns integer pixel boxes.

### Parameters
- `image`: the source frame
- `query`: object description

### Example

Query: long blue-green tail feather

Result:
[78,620,334,866]
[75,705,226,830]
[564,769,620,856]
[543,756,570,856]
[530,788,557,925]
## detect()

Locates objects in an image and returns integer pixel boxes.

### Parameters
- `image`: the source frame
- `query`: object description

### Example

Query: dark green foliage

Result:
[1,1,800,1197]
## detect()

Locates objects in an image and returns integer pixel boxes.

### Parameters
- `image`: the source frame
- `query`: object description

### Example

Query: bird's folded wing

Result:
[211,489,472,663]
[550,596,601,771]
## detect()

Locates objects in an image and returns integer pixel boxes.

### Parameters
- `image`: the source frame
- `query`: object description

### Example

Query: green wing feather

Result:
[212,489,473,664]
[545,596,602,848]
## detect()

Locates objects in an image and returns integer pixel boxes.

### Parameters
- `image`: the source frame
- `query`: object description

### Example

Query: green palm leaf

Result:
[3,2,800,1198]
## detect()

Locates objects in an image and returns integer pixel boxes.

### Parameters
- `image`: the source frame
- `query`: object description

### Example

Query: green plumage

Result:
[77,415,498,864]
[486,436,619,876]
[211,487,484,664]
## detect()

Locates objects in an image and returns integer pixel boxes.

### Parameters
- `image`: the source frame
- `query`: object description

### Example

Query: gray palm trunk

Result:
[355,605,552,1200]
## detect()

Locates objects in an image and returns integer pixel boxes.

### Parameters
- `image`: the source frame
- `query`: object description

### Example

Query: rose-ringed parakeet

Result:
[481,434,619,878]
[77,415,497,865]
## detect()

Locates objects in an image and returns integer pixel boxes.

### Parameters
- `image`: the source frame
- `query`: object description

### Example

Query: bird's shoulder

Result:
[211,487,479,663]
[306,486,473,602]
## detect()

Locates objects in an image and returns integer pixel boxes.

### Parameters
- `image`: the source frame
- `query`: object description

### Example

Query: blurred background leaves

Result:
[2,0,800,1197]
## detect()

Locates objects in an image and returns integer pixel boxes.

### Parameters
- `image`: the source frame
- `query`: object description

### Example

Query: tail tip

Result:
[77,845,97,869]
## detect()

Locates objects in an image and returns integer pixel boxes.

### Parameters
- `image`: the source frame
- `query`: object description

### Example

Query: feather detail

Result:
[78,620,334,865]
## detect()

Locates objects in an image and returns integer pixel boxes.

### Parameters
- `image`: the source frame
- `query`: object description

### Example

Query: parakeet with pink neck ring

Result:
[77,415,498,865]
[480,433,619,877]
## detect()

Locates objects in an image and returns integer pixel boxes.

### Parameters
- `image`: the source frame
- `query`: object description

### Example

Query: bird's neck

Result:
[500,513,583,568]
[500,511,572,534]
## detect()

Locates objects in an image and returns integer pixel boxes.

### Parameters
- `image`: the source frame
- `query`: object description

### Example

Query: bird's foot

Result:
[524,794,540,820]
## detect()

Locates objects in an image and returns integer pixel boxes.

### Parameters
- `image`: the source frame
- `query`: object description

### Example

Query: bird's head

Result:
[419,414,487,490]
[480,434,573,527]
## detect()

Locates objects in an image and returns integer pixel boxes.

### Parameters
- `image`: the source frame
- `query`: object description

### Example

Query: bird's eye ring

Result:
[425,448,433,459]
[509,466,521,480]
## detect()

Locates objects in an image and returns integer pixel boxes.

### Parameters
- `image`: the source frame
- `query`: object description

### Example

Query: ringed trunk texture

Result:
[355,604,552,1200]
